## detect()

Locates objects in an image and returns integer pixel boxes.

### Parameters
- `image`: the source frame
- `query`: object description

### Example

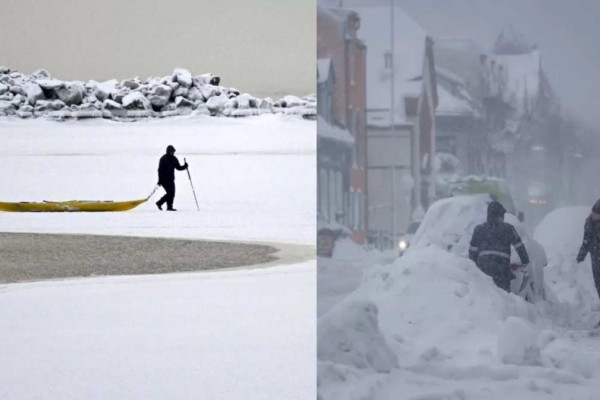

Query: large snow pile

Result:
[318,237,392,317]
[534,207,599,325]
[0,66,315,120]
[318,245,600,400]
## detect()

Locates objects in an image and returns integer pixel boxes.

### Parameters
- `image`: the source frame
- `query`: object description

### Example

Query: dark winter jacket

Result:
[157,154,187,185]
[469,219,530,266]
[577,216,600,262]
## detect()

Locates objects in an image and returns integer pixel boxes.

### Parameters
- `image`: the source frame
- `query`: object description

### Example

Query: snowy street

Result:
[317,206,600,400]
[0,115,316,400]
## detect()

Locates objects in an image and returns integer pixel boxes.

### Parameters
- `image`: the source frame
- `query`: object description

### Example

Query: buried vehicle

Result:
[409,194,548,302]
[398,220,421,256]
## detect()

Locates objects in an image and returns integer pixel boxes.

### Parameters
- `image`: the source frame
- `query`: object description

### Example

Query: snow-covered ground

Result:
[0,115,316,400]
[318,204,600,400]
[0,115,314,244]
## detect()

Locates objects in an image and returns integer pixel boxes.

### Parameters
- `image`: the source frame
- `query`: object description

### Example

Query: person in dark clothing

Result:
[576,199,600,302]
[469,201,530,292]
[156,145,188,211]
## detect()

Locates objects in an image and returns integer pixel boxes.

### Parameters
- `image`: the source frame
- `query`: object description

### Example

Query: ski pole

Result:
[184,157,200,211]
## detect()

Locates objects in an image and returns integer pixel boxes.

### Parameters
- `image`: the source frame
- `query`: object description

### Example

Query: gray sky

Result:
[0,0,315,98]
[395,0,600,129]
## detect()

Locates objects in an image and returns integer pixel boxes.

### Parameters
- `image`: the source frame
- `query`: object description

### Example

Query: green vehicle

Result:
[445,176,520,219]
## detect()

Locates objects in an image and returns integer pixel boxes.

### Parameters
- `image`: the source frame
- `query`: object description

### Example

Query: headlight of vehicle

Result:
[398,240,408,251]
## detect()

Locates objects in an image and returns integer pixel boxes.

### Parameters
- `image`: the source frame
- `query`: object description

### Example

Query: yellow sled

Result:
[0,186,158,212]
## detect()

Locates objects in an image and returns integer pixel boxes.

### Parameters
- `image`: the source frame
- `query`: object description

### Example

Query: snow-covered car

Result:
[409,194,548,302]
[398,220,421,256]
[534,206,598,310]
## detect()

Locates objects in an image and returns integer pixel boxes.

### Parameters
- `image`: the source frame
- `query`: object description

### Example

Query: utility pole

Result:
[390,0,396,247]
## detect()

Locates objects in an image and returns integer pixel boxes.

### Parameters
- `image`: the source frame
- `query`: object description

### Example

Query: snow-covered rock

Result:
[280,95,305,108]
[224,98,238,110]
[174,96,194,109]
[37,79,64,90]
[173,86,189,98]
[227,88,240,97]
[74,103,103,119]
[187,86,203,102]
[16,105,33,118]
[102,99,123,111]
[35,99,66,112]
[200,84,220,100]
[147,84,172,110]
[237,93,253,109]
[196,73,220,86]
[93,80,118,102]
[11,94,25,107]
[0,100,15,115]
[206,93,228,115]
[9,85,25,95]
[32,69,51,79]
[121,79,140,90]
[55,83,85,106]
[26,83,45,105]
[0,66,10,74]
[258,98,274,110]
[122,91,151,110]
[173,68,193,88]
[0,83,8,95]
[110,88,129,104]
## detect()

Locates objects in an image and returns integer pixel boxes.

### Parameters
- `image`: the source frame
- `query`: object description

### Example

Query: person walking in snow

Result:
[469,201,530,292]
[156,145,188,211]
[576,200,600,301]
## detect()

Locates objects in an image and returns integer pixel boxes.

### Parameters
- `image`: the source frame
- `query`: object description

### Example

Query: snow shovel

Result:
[184,158,200,211]
[513,263,531,298]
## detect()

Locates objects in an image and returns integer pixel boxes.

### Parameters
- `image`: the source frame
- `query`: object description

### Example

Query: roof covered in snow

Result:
[318,116,355,145]
[490,49,541,114]
[436,81,479,117]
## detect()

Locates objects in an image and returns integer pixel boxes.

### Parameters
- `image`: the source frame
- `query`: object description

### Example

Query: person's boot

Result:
[167,208,177,211]
[156,201,162,210]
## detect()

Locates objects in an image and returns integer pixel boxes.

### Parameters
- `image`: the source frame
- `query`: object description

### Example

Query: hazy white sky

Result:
[0,0,315,98]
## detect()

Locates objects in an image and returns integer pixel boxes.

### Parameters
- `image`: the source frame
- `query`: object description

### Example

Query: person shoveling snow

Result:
[576,199,600,326]
[469,201,530,292]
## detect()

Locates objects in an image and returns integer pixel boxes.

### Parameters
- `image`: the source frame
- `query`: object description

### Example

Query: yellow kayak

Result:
[0,198,147,212]
[0,186,159,212]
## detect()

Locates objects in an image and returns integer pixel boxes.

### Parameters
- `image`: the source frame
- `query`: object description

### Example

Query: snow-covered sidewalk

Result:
[0,115,316,399]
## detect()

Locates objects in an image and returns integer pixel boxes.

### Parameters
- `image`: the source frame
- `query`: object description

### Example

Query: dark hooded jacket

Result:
[577,215,600,262]
[158,153,187,185]
[469,208,530,266]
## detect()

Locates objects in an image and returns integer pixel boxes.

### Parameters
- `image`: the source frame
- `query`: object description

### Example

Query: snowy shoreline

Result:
[0,66,316,120]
